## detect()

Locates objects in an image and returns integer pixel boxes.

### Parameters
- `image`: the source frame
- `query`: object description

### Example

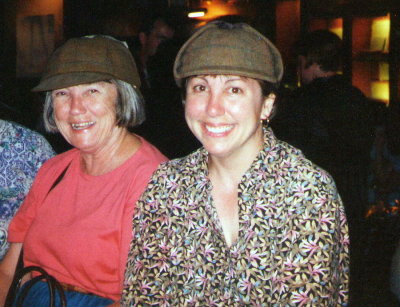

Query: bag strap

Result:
[5,162,71,307]
[12,266,66,307]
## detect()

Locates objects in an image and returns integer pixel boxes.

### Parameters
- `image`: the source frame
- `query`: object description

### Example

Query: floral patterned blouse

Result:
[122,128,349,306]
[0,120,54,259]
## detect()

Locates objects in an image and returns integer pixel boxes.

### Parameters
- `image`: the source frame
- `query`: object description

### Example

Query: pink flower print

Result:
[246,249,263,267]
[195,222,209,238]
[238,276,253,296]
[293,183,308,198]
[314,195,328,207]
[154,256,170,273]
[202,243,216,258]
[292,288,312,306]
[195,271,209,290]
[318,213,334,231]
[282,229,300,244]
[166,178,179,191]
[271,273,289,295]
[300,237,321,256]
[307,263,327,282]
[134,259,143,272]
[159,238,170,252]
[139,280,152,295]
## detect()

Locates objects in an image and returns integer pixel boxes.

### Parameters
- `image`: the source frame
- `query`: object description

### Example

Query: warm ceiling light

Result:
[188,9,207,18]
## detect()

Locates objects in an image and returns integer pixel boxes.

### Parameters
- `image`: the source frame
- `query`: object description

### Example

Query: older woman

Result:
[121,22,349,306]
[0,36,167,306]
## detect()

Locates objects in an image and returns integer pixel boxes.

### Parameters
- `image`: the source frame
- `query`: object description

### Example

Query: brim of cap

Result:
[32,72,116,92]
[175,67,278,86]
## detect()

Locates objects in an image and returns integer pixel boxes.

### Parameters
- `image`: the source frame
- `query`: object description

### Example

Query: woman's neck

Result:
[208,134,264,185]
[80,131,141,176]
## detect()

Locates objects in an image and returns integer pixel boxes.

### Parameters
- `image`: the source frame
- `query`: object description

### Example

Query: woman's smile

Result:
[204,123,234,135]
[71,121,96,130]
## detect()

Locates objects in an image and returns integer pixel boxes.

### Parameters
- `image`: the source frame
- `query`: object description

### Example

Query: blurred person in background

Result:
[272,30,374,225]
[131,13,200,158]
[134,14,175,92]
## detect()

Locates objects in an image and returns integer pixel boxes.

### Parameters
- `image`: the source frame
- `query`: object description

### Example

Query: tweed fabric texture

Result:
[173,22,284,86]
[33,36,140,92]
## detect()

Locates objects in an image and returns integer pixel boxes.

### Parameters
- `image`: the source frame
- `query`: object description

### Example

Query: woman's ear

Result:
[260,94,276,120]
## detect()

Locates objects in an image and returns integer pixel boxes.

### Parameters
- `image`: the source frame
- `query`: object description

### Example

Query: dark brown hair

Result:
[295,30,342,72]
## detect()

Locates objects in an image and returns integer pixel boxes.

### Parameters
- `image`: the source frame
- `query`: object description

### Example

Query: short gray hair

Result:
[43,79,146,133]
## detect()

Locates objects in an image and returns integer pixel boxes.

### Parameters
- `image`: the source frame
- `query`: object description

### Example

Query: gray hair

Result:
[43,79,145,133]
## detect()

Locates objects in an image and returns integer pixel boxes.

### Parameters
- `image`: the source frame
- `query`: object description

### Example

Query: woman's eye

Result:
[193,85,206,92]
[229,87,242,94]
[53,91,67,97]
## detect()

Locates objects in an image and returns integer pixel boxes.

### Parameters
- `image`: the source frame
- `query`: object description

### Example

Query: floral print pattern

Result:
[0,120,54,259]
[122,128,349,306]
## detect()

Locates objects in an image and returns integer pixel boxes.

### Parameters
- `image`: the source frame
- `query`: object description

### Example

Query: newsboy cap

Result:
[173,21,283,87]
[33,35,141,92]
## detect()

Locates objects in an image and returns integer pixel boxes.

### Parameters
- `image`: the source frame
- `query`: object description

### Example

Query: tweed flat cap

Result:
[173,22,283,87]
[33,35,141,92]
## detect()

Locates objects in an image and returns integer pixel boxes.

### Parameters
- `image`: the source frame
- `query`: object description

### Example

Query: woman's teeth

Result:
[71,122,95,130]
[205,125,233,133]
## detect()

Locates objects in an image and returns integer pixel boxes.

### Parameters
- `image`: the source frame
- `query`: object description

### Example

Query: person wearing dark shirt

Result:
[132,14,199,158]
[135,15,175,92]
[272,30,374,302]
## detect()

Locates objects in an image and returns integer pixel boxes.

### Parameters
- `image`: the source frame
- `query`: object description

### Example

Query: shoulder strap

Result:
[15,162,71,270]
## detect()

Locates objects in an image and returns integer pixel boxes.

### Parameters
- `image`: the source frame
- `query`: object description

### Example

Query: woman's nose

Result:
[69,95,86,114]
[206,93,224,117]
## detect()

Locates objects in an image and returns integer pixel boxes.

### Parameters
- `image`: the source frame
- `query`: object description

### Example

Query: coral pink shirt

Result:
[9,137,167,301]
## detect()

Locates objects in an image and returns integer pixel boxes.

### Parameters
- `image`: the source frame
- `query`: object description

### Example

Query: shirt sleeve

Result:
[121,170,171,306]
[118,158,166,293]
[278,180,350,305]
